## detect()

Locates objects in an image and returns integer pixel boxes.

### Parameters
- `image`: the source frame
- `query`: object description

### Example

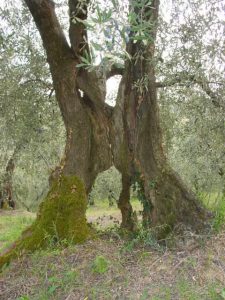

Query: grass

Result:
[0,198,141,252]
[0,197,225,299]
[87,197,142,228]
[87,197,142,218]
[0,231,225,299]
[0,211,35,252]
[198,192,225,232]
[199,192,223,208]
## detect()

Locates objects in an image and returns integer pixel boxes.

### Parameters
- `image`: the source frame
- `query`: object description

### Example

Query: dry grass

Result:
[0,207,225,300]
[0,229,225,299]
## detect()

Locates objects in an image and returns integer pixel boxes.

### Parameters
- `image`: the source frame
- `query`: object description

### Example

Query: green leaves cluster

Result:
[76,0,157,70]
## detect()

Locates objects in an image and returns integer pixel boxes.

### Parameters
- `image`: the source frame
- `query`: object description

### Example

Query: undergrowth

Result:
[120,225,165,253]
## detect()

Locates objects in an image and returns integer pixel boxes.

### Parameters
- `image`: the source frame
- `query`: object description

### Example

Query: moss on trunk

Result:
[0,175,91,270]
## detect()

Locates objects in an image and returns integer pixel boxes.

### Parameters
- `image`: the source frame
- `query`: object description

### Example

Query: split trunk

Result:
[0,0,209,267]
[24,0,207,234]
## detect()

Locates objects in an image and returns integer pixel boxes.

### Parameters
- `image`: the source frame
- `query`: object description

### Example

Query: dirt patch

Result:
[88,213,121,228]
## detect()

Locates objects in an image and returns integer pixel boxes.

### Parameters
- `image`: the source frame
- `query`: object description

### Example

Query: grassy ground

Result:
[0,211,35,252]
[0,199,140,252]
[0,199,225,299]
[199,192,224,209]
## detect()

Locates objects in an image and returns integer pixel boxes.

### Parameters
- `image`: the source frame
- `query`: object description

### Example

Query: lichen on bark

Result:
[0,175,91,270]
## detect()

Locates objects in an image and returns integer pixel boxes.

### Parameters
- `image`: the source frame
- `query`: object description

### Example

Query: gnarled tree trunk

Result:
[0,0,209,269]
[112,0,207,233]
[24,0,207,233]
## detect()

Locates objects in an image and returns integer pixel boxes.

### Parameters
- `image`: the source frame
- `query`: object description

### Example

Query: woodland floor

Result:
[0,204,225,300]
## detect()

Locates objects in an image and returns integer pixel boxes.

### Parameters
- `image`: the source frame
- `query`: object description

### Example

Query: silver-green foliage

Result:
[0,3,65,210]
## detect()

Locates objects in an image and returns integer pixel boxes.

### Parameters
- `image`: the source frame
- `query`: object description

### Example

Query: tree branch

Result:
[68,0,90,57]
[106,63,124,79]
[77,68,106,104]
[20,78,52,90]
[155,77,185,88]
[156,74,224,108]
[195,80,223,108]
[24,0,72,66]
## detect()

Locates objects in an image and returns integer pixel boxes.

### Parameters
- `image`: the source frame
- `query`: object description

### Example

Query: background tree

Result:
[0,2,65,210]
[157,0,225,197]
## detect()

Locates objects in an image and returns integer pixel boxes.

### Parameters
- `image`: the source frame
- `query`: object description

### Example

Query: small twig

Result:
[65,291,73,300]
[172,256,189,270]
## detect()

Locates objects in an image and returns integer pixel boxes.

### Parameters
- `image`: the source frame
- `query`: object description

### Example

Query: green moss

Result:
[0,176,91,270]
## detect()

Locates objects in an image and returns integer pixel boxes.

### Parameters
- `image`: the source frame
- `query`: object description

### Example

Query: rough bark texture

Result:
[118,175,136,230]
[0,0,210,269]
[112,0,207,233]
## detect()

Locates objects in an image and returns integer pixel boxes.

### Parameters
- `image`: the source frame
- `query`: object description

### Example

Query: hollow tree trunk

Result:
[0,0,210,269]
[25,0,208,232]
[28,0,208,230]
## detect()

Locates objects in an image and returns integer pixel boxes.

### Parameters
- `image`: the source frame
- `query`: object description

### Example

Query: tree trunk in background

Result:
[0,157,15,209]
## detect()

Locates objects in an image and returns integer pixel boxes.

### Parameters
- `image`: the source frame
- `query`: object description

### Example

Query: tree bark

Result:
[117,174,135,230]
[112,0,207,234]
